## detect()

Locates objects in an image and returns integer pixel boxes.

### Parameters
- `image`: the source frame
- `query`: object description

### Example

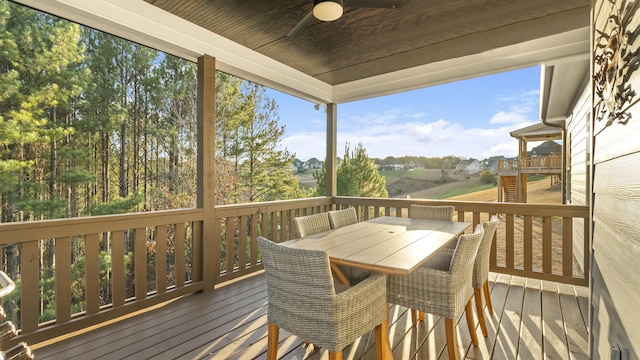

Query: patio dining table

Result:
[282,216,471,276]
[281,215,471,359]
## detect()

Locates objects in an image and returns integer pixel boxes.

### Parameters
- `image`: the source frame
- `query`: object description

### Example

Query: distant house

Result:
[291,159,304,173]
[305,158,323,169]
[380,163,404,171]
[530,140,562,156]
[455,159,480,174]
[481,156,506,173]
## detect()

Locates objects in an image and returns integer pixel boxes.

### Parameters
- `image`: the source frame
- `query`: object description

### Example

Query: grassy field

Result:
[425,182,495,199]
[298,169,561,203]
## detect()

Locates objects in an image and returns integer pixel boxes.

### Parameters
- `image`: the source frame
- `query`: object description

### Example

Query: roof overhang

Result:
[539,54,590,122]
[510,122,564,142]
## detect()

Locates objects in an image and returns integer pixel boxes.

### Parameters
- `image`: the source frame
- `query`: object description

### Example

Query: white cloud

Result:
[281,132,327,160]
[489,110,529,124]
[282,115,535,161]
[280,87,540,161]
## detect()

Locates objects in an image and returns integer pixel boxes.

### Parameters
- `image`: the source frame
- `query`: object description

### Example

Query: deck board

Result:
[517,278,542,360]
[32,272,589,360]
[492,275,525,360]
[541,281,570,360]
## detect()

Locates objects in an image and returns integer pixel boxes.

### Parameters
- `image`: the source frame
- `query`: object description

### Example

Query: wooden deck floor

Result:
[32,272,589,360]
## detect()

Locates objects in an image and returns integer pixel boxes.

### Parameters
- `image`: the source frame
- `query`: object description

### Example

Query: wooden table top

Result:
[282,216,471,275]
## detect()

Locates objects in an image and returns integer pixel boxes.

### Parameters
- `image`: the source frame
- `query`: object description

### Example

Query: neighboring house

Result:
[291,159,304,173]
[454,159,480,174]
[305,158,323,170]
[530,140,562,156]
[385,163,404,171]
[481,156,506,173]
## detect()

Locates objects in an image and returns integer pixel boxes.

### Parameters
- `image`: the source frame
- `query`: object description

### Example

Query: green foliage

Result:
[479,169,497,184]
[17,198,69,219]
[315,143,388,198]
[215,79,305,203]
[83,192,144,216]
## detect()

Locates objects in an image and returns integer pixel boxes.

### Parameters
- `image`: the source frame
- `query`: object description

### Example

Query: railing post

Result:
[197,54,217,291]
[326,103,338,203]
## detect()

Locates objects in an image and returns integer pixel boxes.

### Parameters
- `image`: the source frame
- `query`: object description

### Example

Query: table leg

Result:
[330,263,350,285]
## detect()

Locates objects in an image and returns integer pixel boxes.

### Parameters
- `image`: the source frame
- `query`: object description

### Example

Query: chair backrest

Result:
[293,212,331,237]
[472,215,500,287]
[257,237,337,337]
[409,205,455,221]
[328,207,358,229]
[449,224,484,277]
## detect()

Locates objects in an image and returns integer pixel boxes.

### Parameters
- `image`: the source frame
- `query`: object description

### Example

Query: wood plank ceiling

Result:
[143,0,590,86]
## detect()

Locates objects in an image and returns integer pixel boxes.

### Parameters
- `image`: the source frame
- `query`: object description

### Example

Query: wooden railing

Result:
[0,209,205,346]
[332,197,589,286]
[498,155,562,174]
[212,197,333,284]
[0,196,588,347]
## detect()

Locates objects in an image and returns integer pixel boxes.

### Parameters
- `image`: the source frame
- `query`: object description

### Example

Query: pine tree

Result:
[315,143,388,197]
[235,82,304,202]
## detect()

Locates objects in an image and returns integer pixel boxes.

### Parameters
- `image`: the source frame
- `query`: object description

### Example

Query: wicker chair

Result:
[409,204,455,221]
[257,237,389,360]
[327,208,371,285]
[387,225,485,360]
[293,212,331,237]
[328,207,358,229]
[473,215,500,337]
[293,212,352,284]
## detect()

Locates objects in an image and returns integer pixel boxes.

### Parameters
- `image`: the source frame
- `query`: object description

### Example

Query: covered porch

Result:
[1,0,598,358]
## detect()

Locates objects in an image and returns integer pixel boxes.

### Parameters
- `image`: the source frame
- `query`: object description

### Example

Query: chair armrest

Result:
[334,273,388,348]
[421,249,454,271]
[336,273,386,304]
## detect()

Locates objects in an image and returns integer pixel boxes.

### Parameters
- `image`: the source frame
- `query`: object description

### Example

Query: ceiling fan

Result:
[287,0,406,37]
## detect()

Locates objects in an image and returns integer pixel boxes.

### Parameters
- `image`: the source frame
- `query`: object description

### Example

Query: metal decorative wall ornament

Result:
[593,0,640,125]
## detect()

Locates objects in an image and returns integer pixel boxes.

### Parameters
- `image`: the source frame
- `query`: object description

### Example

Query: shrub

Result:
[479,169,497,184]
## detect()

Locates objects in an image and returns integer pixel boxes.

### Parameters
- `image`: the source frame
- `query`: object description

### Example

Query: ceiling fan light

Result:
[313,0,343,22]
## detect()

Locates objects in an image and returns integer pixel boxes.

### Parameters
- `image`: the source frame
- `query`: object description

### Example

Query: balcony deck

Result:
[32,271,589,360]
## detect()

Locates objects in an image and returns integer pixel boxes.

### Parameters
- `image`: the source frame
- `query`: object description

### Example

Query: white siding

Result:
[566,83,590,272]
[591,0,640,358]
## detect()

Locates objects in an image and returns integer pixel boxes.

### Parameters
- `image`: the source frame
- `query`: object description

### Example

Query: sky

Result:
[267,66,543,162]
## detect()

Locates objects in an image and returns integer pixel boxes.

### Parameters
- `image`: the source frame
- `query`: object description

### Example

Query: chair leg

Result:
[267,322,279,360]
[474,287,488,337]
[375,319,393,360]
[445,318,458,360]
[329,351,343,360]
[409,309,426,324]
[483,280,494,315]
[411,309,418,325]
[465,300,479,347]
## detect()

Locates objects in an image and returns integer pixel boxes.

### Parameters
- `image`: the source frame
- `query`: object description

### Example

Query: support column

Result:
[326,103,338,200]
[197,54,216,292]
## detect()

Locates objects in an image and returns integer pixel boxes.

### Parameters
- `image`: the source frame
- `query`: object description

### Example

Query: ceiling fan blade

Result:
[287,10,315,38]
[346,0,406,8]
